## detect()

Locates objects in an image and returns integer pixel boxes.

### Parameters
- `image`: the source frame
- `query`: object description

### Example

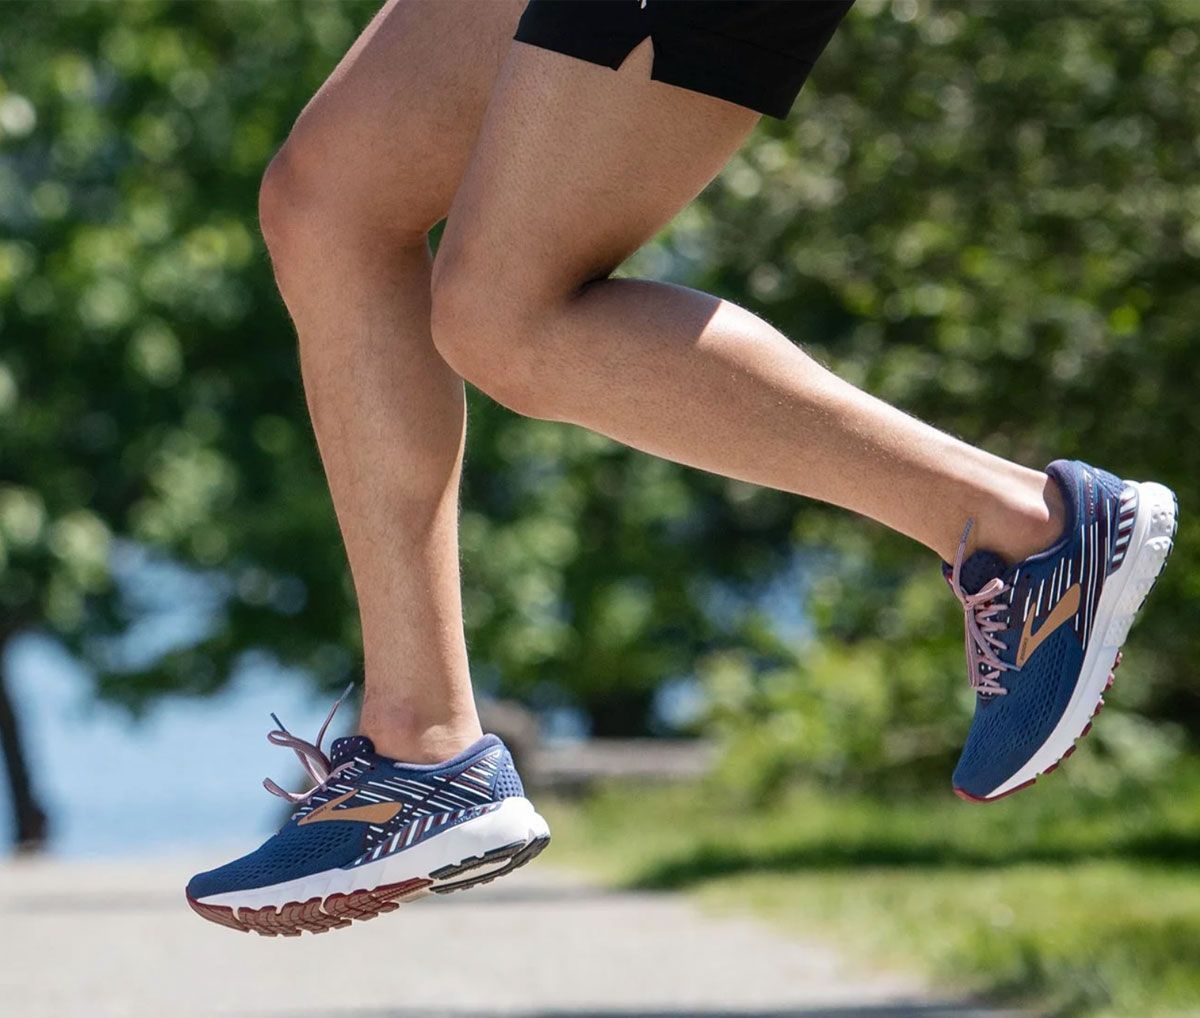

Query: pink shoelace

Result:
[262,684,356,803]
[948,519,1014,697]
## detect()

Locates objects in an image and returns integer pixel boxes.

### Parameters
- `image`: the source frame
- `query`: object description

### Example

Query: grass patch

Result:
[542,766,1200,1017]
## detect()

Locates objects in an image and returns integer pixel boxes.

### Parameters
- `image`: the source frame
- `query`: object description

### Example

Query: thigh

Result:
[434,38,760,297]
[281,0,526,234]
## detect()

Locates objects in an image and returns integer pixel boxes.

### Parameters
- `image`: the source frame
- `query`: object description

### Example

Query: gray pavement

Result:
[0,857,1028,1018]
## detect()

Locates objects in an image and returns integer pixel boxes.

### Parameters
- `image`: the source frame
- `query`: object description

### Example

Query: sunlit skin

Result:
[264,0,1063,763]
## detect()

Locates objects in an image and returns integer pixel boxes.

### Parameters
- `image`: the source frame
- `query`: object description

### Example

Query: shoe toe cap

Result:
[186,820,367,901]
[186,865,232,901]
[951,764,994,802]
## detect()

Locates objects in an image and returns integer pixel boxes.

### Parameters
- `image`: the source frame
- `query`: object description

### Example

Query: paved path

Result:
[0,858,1028,1018]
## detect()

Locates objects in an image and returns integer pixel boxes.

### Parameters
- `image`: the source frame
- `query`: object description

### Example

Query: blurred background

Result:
[1,1,1197,1016]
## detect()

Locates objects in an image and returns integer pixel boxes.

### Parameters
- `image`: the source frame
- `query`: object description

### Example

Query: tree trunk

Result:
[0,631,48,853]
[585,688,656,738]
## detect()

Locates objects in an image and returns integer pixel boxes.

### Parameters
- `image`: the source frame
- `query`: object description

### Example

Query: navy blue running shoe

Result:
[947,460,1177,803]
[186,689,550,935]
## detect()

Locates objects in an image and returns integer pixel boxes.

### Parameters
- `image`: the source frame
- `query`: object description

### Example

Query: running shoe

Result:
[186,688,550,935]
[947,459,1177,803]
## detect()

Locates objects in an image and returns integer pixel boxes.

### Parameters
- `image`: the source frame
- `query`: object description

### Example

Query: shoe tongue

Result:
[330,734,375,766]
[955,548,1010,595]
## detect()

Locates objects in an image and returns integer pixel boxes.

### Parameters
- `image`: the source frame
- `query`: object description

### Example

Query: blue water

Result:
[0,633,348,858]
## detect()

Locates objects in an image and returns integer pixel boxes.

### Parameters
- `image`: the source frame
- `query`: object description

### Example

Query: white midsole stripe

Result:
[197,797,548,910]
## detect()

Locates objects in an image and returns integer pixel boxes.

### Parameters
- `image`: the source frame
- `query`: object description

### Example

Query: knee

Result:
[258,143,305,266]
[257,126,349,283]
[430,251,562,420]
[258,111,430,278]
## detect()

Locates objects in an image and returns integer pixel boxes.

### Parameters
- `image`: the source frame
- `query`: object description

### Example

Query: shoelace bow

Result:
[263,683,356,803]
[948,519,1014,697]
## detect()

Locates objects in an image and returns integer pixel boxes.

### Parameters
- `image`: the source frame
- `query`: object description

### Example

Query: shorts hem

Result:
[649,27,815,119]
[514,20,647,72]
[649,62,809,119]
[513,1,842,120]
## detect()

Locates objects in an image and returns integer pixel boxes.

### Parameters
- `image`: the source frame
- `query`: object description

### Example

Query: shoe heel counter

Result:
[491,746,526,800]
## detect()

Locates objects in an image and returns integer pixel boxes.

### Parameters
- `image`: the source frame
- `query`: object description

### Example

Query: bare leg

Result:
[261,0,523,761]
[433,43,1062,565]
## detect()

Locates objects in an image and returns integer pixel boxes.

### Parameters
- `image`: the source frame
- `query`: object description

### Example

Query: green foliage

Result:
[1,0,1197,757]
[1,0,379,704]
[545,768,1200,1016]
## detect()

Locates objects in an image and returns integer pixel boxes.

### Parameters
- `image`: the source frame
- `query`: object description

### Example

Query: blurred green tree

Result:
[0,0,1196,846]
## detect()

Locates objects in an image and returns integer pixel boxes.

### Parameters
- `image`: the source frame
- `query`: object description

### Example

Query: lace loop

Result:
[262,684,356,803]
[948,520,1014,697]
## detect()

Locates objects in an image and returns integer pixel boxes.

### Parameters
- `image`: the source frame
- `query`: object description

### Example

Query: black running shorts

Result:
[514,0,854,119]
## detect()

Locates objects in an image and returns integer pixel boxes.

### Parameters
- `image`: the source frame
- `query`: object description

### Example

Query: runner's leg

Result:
[262,0,524,761]
[432,41,1062,565]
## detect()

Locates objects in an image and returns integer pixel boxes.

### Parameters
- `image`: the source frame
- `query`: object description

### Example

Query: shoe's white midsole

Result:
[197,796,549,910]
[988,480,1176,798]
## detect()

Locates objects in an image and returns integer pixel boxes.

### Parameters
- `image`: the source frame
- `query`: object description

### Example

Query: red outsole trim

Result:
[186,876,432,937]
[954,777,1036,804]
[955,650,1123,805]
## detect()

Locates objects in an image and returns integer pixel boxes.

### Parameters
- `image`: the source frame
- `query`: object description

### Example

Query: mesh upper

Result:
[954,628,1080,793]
[187,821,366,898]
[493,750,526,799]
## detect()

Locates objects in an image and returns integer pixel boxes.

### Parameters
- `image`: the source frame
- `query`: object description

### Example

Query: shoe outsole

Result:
[955,488,1178,805]
[186,834,550,937]
[430,833,551,894]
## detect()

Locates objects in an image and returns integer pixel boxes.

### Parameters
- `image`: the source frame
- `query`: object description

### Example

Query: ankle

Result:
[358,702,484,764]
[976,470,1066,565]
